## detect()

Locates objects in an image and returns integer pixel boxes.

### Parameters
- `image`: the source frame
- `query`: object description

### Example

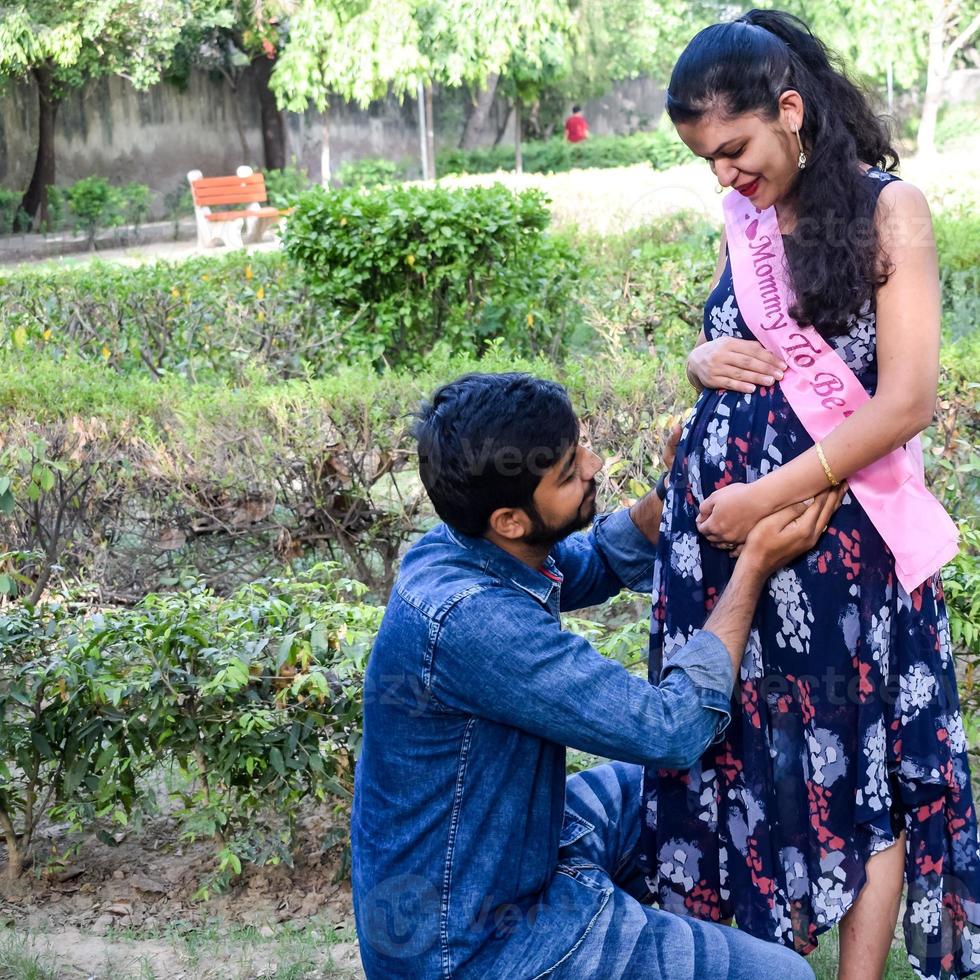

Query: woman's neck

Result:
[775,200,797,235]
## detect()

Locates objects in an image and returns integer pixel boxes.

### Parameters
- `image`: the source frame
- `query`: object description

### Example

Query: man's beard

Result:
[522,482,598,547]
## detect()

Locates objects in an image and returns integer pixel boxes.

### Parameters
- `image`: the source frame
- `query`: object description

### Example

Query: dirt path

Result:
[0,807,363,979]
[2,925,363,979]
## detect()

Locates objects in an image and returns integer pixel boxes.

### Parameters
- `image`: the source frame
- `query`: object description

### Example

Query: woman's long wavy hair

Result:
[666,9,900,338]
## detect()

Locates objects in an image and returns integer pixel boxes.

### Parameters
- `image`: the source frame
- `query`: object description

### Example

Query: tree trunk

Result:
[320,115,331,186]
[20,65,59,230]
[459,73,499,149]
[417,82,429,180]
[917,0,947,155]
[424,85,436,180]
[0,808,23,883]
[493,104,511,147]
[4,838,23,883]
[253,56,287,171]
[514,96,523,175]
[526,100,542,141]
[222,71,252,166]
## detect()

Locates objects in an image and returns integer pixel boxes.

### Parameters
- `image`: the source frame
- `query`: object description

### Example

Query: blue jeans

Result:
[523,762,816,980]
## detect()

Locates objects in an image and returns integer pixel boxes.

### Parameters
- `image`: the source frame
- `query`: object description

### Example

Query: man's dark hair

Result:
[572,104,581,113]
[411,373,579,536]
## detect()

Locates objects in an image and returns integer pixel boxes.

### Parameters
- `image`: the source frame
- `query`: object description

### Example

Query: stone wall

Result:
[4,63,973,206]
[0,68,664,204]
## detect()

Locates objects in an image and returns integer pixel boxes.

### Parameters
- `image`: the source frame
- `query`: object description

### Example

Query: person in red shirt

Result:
[564,104,589,143]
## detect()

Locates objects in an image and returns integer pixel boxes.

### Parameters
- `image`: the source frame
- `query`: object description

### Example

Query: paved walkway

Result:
[44,235,283,268]
[0,219,281,269]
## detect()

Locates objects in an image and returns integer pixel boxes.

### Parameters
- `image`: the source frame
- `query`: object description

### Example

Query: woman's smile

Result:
[735,176,761,197]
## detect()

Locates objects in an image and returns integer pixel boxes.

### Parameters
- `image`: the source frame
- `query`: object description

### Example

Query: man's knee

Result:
[714,920,814,980]
[769,944,815,980]
[565,761,644,826]
[562,763,645,873]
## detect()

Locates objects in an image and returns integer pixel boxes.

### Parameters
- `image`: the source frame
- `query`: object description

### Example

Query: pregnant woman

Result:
[641,9,980,979]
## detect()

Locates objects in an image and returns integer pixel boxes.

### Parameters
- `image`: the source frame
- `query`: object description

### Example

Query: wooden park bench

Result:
[187,166,290,249]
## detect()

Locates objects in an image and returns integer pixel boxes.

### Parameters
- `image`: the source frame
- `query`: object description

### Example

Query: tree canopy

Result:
[0,0,977,217]
[0,0,230,224]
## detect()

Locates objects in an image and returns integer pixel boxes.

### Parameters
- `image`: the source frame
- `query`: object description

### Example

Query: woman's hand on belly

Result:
[696,481,773,546]
[687,337,786,395]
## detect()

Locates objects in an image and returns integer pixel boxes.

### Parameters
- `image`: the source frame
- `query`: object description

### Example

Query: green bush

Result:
[283,182,581,365]
[66,177,118,245]
[0,184,581,375]
[437,128,691,177]
[335,157,404,189]
[937,103,980,149]
[0,598,145,882]
[264,164,311,208]
[577,212,721,368]
[62,178,153,243]
[118,182,152,233]
[0,252,321,381]
[44,185,66,232]
[0,564,382,890]
[0,190,30,235]
[934,210,980,276]
[934,210,980,342]
[946,521,980,682]
[3,204,970,379]
[0,559,674,886]
[0,345,683,599]
[163,182,194,238]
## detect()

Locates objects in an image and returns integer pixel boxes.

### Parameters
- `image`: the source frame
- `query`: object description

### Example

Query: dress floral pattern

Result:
[640,169,980,979]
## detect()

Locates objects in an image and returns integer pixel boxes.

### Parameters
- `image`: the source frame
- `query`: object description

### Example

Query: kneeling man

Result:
[352,373,838,979]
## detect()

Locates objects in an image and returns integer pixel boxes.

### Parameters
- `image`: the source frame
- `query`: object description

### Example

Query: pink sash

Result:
[722,192,958,593]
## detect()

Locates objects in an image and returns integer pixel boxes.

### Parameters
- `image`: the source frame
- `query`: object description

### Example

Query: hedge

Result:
[437,129,691,177]
[282,182,579,365]
[0,563,381,891]
[1,185,582,375]
[0,348,686,604]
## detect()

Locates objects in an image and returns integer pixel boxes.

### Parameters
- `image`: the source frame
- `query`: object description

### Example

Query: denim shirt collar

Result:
[445,526,563,606]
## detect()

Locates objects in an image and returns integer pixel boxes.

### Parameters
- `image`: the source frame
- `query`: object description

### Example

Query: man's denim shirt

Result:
[351,509,734,978]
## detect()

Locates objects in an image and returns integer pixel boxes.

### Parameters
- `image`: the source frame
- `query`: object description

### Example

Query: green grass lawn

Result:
[809,926,918,980]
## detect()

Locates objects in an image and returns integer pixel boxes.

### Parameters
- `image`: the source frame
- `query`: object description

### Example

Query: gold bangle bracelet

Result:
[815,441,840,487]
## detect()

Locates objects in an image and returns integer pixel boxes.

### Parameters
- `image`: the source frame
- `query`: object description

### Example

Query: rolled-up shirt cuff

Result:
[661,629,734,741]
[591,508,657,591]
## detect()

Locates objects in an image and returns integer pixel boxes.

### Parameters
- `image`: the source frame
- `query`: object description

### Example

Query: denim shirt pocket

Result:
[558,808,595,849]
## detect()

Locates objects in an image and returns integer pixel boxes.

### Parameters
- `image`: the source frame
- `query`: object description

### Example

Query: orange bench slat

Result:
[191,173,269,206]
[194,174,266,189]
[205,207,283,222]
[196,189,269,206]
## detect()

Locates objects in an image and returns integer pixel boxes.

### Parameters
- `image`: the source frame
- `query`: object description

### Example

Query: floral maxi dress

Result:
[640,168,980,979]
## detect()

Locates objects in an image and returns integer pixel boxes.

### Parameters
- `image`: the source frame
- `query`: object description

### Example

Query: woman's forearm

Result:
[687,330,708,392]
[751,394,933,512]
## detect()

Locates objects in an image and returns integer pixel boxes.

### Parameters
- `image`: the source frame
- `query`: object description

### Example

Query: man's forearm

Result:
[703,556,768,676]
[628,489,664,545]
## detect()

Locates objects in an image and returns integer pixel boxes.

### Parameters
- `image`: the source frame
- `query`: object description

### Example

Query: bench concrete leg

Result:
[209,219,245,249]
[244,215,282,244]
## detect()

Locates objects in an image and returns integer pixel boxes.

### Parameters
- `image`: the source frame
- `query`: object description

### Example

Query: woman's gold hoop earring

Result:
[715,185,724,194]
[794,126,807,170]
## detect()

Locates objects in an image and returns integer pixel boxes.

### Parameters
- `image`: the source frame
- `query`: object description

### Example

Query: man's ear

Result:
[487,506,531,541]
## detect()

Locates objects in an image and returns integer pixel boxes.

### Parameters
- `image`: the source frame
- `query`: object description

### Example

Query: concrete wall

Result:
[0,67,664,205]
[4,64,972,205]
[946,68,980,105]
